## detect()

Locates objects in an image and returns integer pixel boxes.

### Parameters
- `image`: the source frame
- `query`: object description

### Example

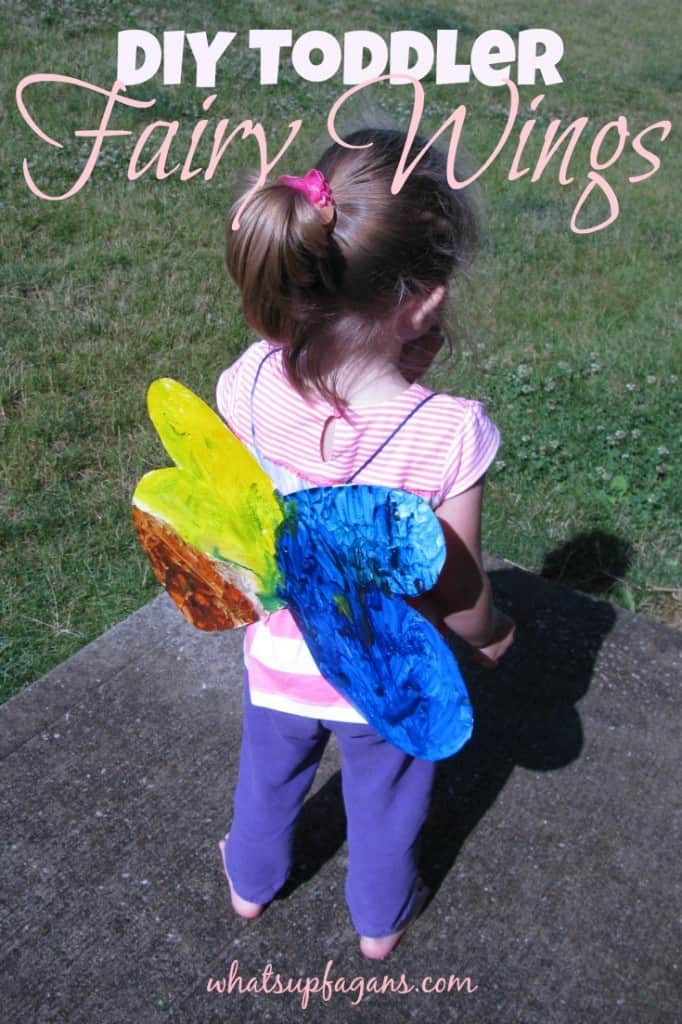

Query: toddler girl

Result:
[215,128,514,959]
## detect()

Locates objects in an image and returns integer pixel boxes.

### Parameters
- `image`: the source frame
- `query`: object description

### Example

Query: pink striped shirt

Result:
[216,339,500,722]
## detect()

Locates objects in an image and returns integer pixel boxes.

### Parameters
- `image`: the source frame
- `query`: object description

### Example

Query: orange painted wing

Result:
[133,506,259,630]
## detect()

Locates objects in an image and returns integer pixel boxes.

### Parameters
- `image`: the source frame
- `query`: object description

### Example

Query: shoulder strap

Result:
[346,392,438,483]
[249,347,279,465]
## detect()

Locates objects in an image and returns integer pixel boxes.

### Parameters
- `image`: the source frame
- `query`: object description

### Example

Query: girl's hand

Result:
[469,609,516,669]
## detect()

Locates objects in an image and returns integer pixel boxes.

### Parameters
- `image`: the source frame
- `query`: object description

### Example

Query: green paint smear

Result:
[333,593,352,620]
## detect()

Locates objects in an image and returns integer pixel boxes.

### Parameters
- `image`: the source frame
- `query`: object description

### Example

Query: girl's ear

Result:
[397,285,447,340]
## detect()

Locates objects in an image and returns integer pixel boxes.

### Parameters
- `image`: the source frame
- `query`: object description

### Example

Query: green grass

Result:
[1,0,680,700]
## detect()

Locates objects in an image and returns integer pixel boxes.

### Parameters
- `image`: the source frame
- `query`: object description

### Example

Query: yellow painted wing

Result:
[132,378,285,628]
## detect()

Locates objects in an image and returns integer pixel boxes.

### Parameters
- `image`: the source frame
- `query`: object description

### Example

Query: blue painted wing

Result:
[277,485,473,761]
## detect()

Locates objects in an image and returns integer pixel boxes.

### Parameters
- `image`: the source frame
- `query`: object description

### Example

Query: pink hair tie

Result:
[276,168,336,227]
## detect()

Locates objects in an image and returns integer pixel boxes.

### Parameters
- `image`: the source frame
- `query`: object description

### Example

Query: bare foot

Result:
[218,837,264,920]
[359,880,429,960]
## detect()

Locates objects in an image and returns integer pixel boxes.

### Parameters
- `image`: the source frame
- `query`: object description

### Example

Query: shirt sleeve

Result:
[215,356,243,428]
[216,340,274,438]
[215,340,266,440]
[440,400,501,501]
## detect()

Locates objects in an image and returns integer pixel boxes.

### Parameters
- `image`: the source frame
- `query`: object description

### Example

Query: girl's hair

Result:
[226,128,479,406]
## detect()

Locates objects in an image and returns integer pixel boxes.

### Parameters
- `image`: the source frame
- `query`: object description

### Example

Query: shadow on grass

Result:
[540,528,633,598]
[279,562,616,901]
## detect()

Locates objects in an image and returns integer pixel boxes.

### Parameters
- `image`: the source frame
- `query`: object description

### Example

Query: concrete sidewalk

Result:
[1,562,680,1023]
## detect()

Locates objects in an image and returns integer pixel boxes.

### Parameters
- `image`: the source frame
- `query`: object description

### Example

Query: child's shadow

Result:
[280,551,618,899]
[421,561,616,892]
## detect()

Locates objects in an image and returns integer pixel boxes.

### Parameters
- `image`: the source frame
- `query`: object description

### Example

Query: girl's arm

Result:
[414,478,515,667]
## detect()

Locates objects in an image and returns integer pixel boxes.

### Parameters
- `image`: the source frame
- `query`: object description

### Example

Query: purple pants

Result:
[225,673,435,937]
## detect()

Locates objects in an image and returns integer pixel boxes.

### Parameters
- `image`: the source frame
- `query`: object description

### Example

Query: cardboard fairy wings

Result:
[132,378,473,760]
